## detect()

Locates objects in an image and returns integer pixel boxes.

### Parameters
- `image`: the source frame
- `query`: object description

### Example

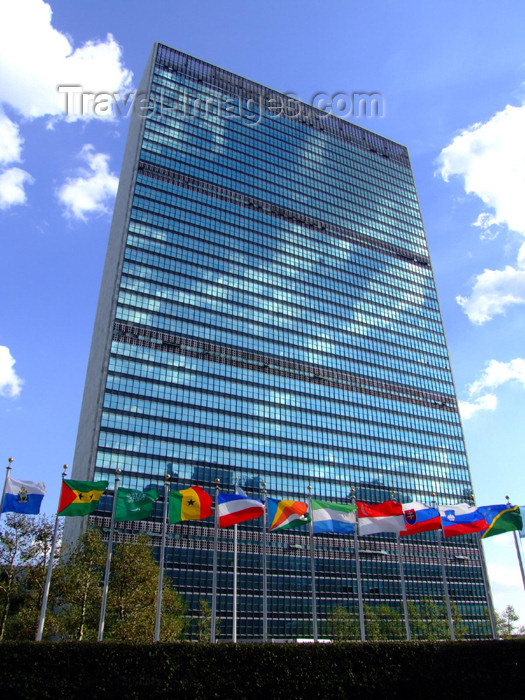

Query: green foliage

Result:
[51,527,106,641]
[327,605,358,641]
[364,603,405,641]
[104,534,186,642]
[0,514,59,641]
[496,605,525,638]
[407,598,467,641]
[2,520,187,643]
[0,639,525,699]
[197,599,219,641]
[327,600,467,642]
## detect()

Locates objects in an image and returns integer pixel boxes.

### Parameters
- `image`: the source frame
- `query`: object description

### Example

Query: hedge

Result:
[0,639,523,699]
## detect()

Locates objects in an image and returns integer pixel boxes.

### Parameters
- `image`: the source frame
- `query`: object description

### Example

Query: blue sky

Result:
[1,0,525,622]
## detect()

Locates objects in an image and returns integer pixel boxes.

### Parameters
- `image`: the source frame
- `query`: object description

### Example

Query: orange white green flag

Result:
[169,485,213,523]
[57,479,108,517]
[267,498,310,531]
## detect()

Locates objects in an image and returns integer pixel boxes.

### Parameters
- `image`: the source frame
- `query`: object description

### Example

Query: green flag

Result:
[115,487,158,522]
[480,504,523,539]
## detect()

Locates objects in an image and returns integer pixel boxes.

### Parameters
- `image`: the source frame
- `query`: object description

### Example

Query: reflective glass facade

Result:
[69,43,490,639]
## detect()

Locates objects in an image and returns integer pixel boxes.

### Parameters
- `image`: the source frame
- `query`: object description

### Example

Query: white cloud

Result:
[0,0,133,121]
[57,144,118,220]
[438,103,525,236]
[459,358,525,420]
[458,393,498,421]
[438,100,525,323]
[456,266,525,324]
[0,167,34,209]
[0,110,23,165]
[0,346,23,397]
[468,358,525,395]
[0,1,132,215]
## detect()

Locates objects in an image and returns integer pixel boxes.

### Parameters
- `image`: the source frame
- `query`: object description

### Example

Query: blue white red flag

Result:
[400,502,441,536]
[218,492,264,528]
[2,476,46,514]
[438,503,488,538]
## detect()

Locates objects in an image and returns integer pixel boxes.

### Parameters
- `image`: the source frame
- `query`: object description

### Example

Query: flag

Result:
[479,504,523,539]
[169,486,213,524]
[438,503,488,538]
[311,499,357,534]
[267,498,310,531]
[2,476,45,514]
[400,502,441,537]
[520,507,525,539]
[57,479,108,516]
[115,487,158,522]
[218,492,264,528]
[357,500,405,535]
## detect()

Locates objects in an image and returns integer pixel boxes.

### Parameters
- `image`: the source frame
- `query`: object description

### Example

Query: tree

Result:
[51,527,106,641]
[196,599,219,642]
[375,604,406,640]
[327,605,358,641]
[449,600,468,640]
[104,535,187,642]
[496,605,525,638]
[408,598,467,641]
[412,598,448,641]
[0,514,59,641]
[0,514,34,640]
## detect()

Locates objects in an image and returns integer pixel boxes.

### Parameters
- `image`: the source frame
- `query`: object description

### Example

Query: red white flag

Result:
[357,500,405,536]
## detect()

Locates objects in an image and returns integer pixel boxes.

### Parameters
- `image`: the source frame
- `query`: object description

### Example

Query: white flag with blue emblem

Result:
[2,476,46,514]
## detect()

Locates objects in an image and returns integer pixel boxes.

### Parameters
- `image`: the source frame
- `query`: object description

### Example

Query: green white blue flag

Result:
[311,499,357,534]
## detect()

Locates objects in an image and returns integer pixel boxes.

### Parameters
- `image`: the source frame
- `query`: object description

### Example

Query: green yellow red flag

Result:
[57,479,108,516]
[169,486,213,524]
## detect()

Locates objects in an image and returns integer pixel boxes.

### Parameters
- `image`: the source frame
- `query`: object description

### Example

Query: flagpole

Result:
[154,474,170,642]
[432,494,455,640]
[1,457,14,516]
[436,529,455,640]
[476,531,498,639]
[512,531,525,591]
[210,478,220,643]
[396,533,411,641]
[506,496,525,592]
[307,486,318,643]
[350,488,365,642]
[391,491,411,641]
[466,493,495,640]
[232,521,237,643]
[36,464,67,641]
[261,482,268,643]
[98,467,120,642]
[232,477,238,643]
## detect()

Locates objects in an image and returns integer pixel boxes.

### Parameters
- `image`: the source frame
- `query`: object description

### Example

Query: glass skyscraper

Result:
[68,42,491,640]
